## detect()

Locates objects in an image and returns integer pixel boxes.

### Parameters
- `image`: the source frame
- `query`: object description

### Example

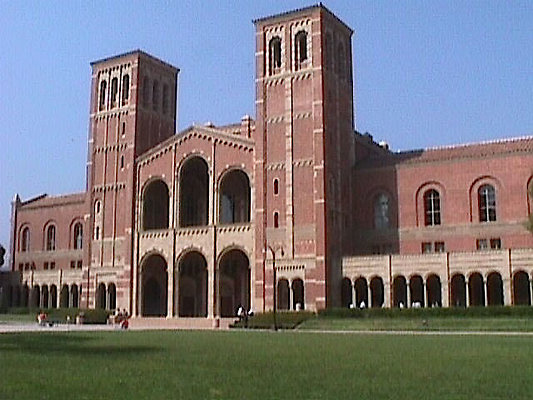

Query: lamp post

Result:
[266,244,283,331]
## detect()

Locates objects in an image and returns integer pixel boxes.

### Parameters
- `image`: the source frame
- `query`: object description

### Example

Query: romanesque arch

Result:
[393,275,407,308]
[219,169,250,224]
[409,275,424,307]
[71,284,79,308]
[451,274,466,307]
[96,283,106,309]
[60,285,69,308]
[21,284,29,308]
[142,179,170,230]
[277,279,290,310]
[513,271,531,305]
[292,279,304,310]
[30,285,40,308]
[354,277,368,308]
[218,249,250,317]
[370,276,384,308]
[179,156,209,227]
[50,285,57,308]
[487,272,503,306]
[426,274,441,307]
[177,251,207,317]
[141,254,168,317]
[108,283,117,310]
[341,277,353,308]
[41,285,49,309]
[468,272,484,306]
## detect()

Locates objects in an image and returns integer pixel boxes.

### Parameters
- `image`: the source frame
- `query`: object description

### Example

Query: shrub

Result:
[231,311,315,329]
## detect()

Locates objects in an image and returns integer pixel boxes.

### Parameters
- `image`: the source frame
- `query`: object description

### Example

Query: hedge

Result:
[2,307,111,324]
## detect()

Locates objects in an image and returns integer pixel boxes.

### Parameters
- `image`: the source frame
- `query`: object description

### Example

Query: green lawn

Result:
[1,330,533,399]
[300,316,533,332]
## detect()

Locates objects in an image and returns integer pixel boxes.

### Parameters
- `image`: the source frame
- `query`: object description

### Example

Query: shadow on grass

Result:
[0,333,159,356]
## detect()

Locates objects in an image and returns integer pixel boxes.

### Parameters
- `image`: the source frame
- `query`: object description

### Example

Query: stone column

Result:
[441,281,449,307]
[207,259,215,318]
[423,282,427,308]
[167,267,174,317]
[289,280,294,311]
[502,278,511,306]
[351,283,355,308]
[483,279,488,306]
[465,281,470,307]
[406,282,411,308]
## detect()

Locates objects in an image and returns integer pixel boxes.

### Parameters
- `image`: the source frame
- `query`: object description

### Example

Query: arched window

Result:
[46,225,56,251]
[295,31,308,69]
[142,76,150,107]
[110,77,118,108]
[99,80,107,111]
[269,36,282,75]
[122,74,130,106]
[424,189,441,226]
[273,179,279,195]
[274,212,279,228]
[143,179,170,230]
[219,170,251,224]
[94,200,101,214]
[73,223,83,250]
[20,227,30,252]
[152,80,159,111]
[162,84,169,115]
[374,194,390,229]
[479,184,496,222]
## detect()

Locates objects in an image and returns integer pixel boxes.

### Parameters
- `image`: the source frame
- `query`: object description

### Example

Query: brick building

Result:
[3,5,533,318]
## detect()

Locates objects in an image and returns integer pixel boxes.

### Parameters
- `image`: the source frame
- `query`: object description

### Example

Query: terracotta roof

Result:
[356,136,533,169]
[20,192,87,209]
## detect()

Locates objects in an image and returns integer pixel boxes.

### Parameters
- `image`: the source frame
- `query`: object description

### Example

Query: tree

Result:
[0,244,5,267]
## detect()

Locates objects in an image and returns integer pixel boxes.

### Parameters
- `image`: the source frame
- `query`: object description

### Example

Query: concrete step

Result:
[128,317,235,330]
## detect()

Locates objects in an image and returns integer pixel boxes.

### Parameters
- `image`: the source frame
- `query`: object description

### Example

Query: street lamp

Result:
[266,244,284,331]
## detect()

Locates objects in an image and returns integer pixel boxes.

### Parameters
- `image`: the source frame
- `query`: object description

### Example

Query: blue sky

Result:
[1,1,532,261]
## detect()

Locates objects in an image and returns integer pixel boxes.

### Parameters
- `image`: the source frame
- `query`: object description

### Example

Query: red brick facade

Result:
[3,5,532,314]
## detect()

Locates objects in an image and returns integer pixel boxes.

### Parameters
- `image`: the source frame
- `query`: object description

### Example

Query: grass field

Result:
[1,330,533,399]
[299,316,533,331]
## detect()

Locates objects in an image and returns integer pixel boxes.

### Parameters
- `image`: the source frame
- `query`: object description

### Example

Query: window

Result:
[21,226,30,252]
[424,189,441,226]
[44,262,49,270]
[73,223,83,250]
[50,262,55,270]
[295,31,308,69]
[479,184,496,222]
[70,261,76,269]
[162,84,169,114]
[95,200,101,214]
[120,155,124,170]
[152,80,159,111]
[477,238,502,250]
[46,225,56,251]
[95,226,100,240]
[142,76,150,107]
[273,179,279,195]
[18,263,23,271]
[374,194,390,229]
[110,77,118,108]
[274,212,279,228]
[99,80,107,111]
[121,122,126,137]
[122,74,130,106]
[77,260,83,269]
[421,242,432,254]
[434,241,445,253]
[269,36,282,75]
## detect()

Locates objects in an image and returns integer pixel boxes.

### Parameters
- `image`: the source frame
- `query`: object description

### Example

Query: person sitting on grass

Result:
[37,311,48,326]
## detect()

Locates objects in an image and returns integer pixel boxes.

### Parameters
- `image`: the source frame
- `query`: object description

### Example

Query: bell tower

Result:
[86,51,178,308]
[254,5,355,310]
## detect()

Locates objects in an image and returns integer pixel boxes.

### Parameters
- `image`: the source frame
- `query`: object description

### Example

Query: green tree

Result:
[0,244,5,267]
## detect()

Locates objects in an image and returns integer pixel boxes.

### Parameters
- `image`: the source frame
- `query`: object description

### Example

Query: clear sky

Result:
[1,1,532,264]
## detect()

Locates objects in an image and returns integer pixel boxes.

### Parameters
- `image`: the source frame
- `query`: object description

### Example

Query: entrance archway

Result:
[179,157,209,227]
[369,276,384,308]
[177,252,207,317]
[426,274,441,307]
[141,254,168,317]
[409,275,424,307]
[513,271,531,305]
[277,279,290,310]
[451,274,466,307]
[96,283,106,309]
[50,285,57,308]
[468,272,484,306]
[341,278,353,308]
[218,249,250,317]
[60,285,69,308]
[292,279,304,310]
[108,283,117,310]
[71,284,79,308]
[487,272,503,306]
[354,277,368,308]
[393,275,407,307]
